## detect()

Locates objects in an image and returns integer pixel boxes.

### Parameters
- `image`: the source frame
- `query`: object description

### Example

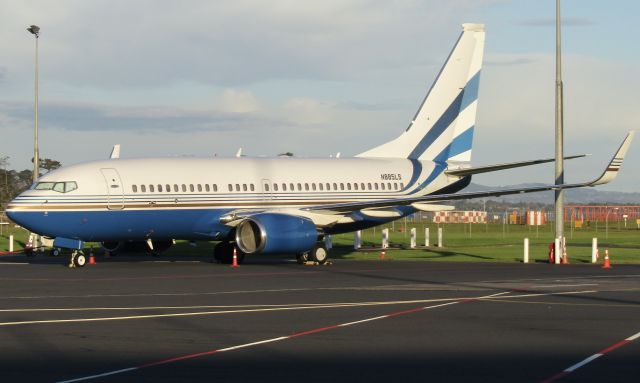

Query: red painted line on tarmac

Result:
[56,294,485,382]
[540,330,640,383]
[289,324,341,338]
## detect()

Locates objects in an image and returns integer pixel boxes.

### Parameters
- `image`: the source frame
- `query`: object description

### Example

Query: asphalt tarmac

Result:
[0,254,638,383]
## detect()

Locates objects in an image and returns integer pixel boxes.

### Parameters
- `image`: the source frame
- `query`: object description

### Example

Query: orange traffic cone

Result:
[380,251,385,260]
[232,247,239,268]
[89,248,96,265]
[602,248,612,269]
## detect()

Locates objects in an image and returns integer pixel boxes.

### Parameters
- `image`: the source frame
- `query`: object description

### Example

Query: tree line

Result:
[0,156,61,209]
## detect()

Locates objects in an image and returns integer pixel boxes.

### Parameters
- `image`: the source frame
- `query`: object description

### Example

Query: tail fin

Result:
[357,23,485,162]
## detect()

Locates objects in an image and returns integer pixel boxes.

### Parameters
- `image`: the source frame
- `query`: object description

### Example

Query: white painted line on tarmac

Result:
[55,290,512,382]
[0,290,588,322]
[540,329,640,383]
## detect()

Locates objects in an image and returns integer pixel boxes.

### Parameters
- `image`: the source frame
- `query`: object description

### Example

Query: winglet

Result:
[590,131,634,186]
[110,144,121,159]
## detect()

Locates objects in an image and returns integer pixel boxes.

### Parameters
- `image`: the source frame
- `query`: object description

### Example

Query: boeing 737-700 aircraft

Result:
[7,24,634,267]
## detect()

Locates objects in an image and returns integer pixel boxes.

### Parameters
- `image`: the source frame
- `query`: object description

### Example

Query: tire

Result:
[74,252,86,268]
[310,244,328,265]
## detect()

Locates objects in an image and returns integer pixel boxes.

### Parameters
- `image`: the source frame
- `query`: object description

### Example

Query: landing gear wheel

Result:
[296,253,309,265]
[310,244,328,265]
[69,250,86,268]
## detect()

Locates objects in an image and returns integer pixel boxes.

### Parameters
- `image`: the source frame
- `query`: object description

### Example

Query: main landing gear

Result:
[213,241,245,264]
[68,250,86,268]
[297,243,329,265]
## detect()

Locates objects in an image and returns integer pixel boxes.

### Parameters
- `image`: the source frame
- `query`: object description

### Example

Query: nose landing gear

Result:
[68,250,86,268]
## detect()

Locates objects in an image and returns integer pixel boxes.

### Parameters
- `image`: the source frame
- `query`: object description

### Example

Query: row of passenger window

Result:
[131,181,404,194]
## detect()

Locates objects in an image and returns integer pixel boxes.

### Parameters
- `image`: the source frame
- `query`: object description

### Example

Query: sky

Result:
[1,0,638,192]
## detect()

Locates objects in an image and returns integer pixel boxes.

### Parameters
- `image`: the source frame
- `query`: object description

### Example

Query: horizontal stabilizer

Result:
[446,154,587,177]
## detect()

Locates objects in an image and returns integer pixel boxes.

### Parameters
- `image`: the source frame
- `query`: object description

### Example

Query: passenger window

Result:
[265,184,270,192]
[387,182,392,190]
[197,184,202,192]
[182,184,187,192]
[368,183,372,190]
[132,185,138,193]
[189,184,194,192]
[228,184,233,192]
[394,182,398,190]
[312,183,316,191]
[282,183,287,191]
[166,184,170,192]
[297,183,302,191]
[347,183,351,191]
[213,184,218,192]
[174,184,179,192]
[400,182,404,189]
[243,184,248,192]
[381,183,385,191]
[354,183,358,191]
[157,184,163,192]
[361,183,365,190]
[333,183,338,190]
[250,184,255,192]
[235,184,240,192]
[326,183,330,191]
[205,184,210,192]
[319,183,323,191]
[273,183,278,191]
[374,183,379,190]
[149,185,155,193]
[141,185,147,193]
[290,183,294,191]
[340,183,344,191]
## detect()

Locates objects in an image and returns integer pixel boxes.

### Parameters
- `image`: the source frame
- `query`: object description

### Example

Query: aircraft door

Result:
[100,168,125,210]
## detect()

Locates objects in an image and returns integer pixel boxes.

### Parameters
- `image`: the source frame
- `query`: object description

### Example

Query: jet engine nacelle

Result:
[100,240,173,254]
[235,213,318,254]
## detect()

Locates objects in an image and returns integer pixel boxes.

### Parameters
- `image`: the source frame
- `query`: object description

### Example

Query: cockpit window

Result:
[34,181,78,193]
[35,182,55,190]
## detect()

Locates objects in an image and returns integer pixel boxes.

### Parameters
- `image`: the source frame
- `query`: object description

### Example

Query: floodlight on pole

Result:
[27,25,40,184]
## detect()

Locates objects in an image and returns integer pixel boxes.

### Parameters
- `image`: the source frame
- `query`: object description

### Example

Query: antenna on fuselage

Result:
[110,144,121,159]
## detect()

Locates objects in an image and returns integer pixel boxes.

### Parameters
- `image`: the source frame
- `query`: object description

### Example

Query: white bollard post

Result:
[354,230,362,250]
[554,237,561,264]
[425,228,430,247]
[382,228,389,249]
[591,237,598,263]
[437,227,443,247]
[523,238,529,263]
[410,228,416,248]
[324,235,333,250]
[9,235,14,252]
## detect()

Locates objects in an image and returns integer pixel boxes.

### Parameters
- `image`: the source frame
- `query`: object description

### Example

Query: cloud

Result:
[216,89,262,114]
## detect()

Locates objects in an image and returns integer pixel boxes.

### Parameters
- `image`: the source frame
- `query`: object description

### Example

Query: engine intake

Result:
[235,213,317,254]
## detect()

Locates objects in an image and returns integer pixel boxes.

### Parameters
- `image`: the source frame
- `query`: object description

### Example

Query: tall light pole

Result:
[27,25,40,184]
[27,24,40,251]
[554,0,564,256]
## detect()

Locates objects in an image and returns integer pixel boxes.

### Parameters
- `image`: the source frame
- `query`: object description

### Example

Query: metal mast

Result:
[554,0,564,258]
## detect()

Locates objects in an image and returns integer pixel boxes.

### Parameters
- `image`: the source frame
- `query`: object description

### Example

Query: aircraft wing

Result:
[306,131,634,214]
[445,154,587,177]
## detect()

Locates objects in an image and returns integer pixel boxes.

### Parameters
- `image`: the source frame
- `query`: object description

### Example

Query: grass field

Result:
[1,221,638,263]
